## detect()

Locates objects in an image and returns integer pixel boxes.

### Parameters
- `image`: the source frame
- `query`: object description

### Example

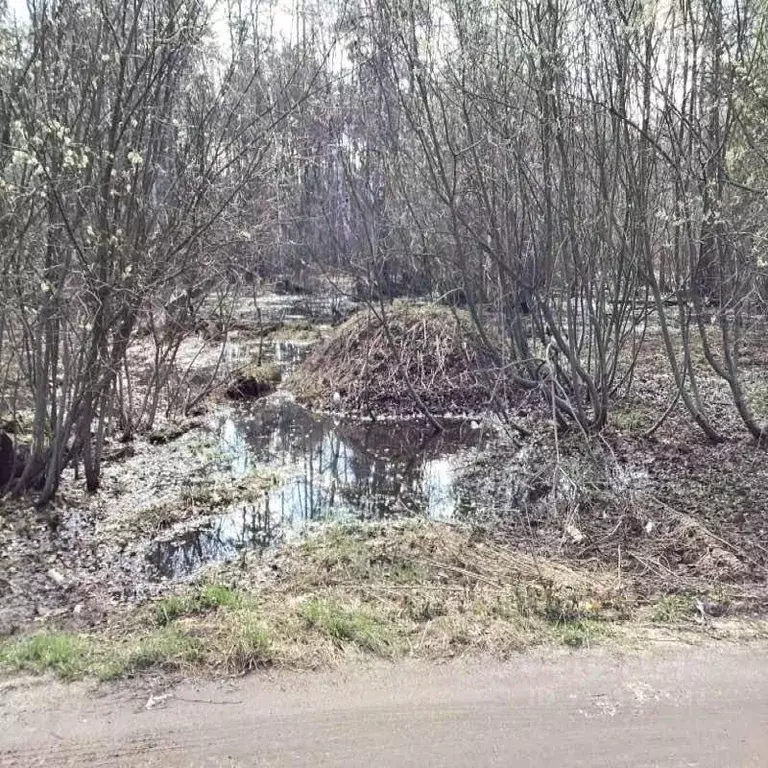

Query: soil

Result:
[2,646,768,766]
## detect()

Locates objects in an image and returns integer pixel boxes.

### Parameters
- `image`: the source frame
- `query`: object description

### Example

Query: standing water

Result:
[147,392,491,580]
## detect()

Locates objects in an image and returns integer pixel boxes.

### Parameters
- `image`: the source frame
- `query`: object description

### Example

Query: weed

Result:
[119,628,204,675]
[155,596,191,626]
[300,598,392,654]
[552,619,605,648]
[646,595,693,624]
[155,584,244,626]
[220,615,273,672]
[199,584,243,610]
[0,633,88,679]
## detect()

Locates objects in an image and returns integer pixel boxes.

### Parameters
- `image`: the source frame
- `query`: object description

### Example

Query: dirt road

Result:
[2,645,767,767]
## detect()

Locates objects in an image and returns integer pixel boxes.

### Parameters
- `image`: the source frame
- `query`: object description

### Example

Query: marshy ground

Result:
[2,294,768,682]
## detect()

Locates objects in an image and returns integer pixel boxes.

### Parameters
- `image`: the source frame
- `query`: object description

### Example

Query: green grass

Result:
[551,618,608,648]
[155,584,244,626]
[2,523,762,683]
[155,595,191,626]
[300,598,394,654]
[646,595,694,624]
[199,584,243,609]
[219,614,273,671]
[119,628,204,674]
[0,632,88,679]
[0,627,208,681]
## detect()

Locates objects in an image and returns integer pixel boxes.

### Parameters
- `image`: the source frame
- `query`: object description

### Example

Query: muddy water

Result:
[147,393,491,580]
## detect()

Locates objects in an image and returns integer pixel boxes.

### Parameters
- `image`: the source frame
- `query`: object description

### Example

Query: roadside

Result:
[2,645,767,767]
[1,521,766,681]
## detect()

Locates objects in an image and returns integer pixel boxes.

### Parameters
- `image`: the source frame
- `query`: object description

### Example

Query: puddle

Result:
[145,503,277,580]
[254,293,357,325]
[147,395,491,580]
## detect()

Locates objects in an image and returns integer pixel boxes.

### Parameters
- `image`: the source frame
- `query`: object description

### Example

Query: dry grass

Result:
[289,302,517,416]
[225,363,282,400]
[4,521,765,681]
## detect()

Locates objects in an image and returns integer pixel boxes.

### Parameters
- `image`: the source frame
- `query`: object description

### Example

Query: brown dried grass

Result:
[289,302,513,416]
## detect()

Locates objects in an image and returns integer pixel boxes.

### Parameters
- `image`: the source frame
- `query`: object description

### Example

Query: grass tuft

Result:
[3,522,762,682]
[551,619,607,648]
[645,595,694,624]
[117,628,204,676]
[0,632,88,679]
[219,614,273,672]
[155,584,244,626]
[300,597,393,655]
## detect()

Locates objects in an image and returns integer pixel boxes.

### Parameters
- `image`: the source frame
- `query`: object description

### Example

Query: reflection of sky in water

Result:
[148,395,488,580]
[217,396,483,528]
[225,340,309,391]
[146,504,275,579]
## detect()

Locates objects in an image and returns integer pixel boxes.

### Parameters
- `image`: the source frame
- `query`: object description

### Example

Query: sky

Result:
[3,0,299,43]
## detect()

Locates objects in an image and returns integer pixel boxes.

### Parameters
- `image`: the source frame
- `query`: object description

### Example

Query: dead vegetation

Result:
[224,363,282,400]
[459,422,768,620]
[290,302,519,417]
[3,521,766,681]
[3,311,768,681]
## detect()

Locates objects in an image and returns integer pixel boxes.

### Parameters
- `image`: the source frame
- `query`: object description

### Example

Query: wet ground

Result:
[147,394,494,580]
[1,293,519,635]
[4,292,767,641]
[135,293,501,581]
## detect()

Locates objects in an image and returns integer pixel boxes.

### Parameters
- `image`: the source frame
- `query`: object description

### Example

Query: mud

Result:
[3,294,768,641]
[0,296,510,632]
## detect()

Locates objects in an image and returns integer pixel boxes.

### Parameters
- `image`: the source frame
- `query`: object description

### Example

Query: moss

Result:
[611,405,651,432]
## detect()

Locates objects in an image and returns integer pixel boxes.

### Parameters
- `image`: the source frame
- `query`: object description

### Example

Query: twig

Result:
[173,695,244,705]
[650,493,768,568]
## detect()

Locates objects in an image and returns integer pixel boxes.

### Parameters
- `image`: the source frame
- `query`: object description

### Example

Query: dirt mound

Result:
[225,363,281,400]
[289,302,508,416]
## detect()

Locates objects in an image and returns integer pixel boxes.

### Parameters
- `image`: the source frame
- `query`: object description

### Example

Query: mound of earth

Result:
[290,302,510,417]
[225,363,281,400]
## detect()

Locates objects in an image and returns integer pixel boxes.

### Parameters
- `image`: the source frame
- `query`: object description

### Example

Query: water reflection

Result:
[225,339,309,375]
[146,503,276,579]
[219,395,486,526]
[148,395,489,579]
